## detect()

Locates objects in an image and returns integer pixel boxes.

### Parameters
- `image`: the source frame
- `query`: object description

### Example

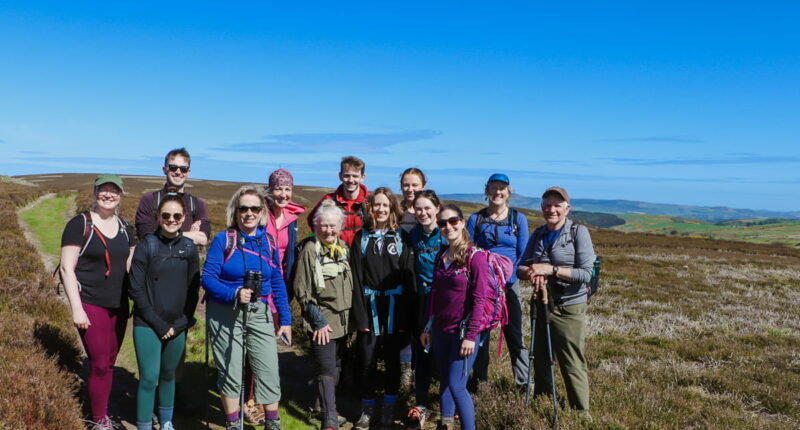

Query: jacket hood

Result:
[284,200,306,215]
[240,225,267,243]
[334,183,368,204]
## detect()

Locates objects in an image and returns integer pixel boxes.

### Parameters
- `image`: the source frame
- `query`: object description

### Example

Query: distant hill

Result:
[441,193,800,222]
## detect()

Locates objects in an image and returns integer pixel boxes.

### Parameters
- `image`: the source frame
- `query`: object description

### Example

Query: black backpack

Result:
[153,189,198,221]
[473,207,520,246]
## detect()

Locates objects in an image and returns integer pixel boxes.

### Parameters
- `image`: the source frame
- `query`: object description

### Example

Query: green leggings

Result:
[133,326,186,423]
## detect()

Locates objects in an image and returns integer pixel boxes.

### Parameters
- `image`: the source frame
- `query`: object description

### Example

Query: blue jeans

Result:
[432,328,481,430]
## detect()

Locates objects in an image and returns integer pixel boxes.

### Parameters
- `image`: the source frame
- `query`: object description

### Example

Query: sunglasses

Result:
[166,164,190,174]
[161,212,184,221]
[237,205,263,214]
[436,216,462,228]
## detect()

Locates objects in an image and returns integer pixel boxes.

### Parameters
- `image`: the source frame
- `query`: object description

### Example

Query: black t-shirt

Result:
[61,213,136,309]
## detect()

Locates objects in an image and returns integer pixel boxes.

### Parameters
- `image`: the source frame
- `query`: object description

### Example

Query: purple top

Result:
[426,247,492,341]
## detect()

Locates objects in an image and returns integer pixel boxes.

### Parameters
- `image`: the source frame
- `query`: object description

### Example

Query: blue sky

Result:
[1,1,798,210]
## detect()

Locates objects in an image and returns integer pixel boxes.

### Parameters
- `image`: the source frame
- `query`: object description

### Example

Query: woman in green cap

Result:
[59,174,136,430]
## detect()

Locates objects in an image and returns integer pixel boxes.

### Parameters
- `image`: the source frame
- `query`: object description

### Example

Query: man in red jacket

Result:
[307,155,368,246]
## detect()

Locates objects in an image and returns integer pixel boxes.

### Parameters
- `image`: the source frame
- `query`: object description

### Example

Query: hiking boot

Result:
[90,416,114,430]
[225,419,241,430]
[437,419,456,430]
[381,404,395,428]
[321,418,339,430]
[354,406,374,430]
[405,406,429,430]
[244,401,265,425]
[264,418,282,430]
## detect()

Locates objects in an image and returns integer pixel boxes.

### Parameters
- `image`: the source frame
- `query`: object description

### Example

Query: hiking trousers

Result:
[133,326,186,423]
[78,303,128,422]
[533,302,589,411]
[356,329,405,400]
[432,327,480,430]
[470,281,529,389]
[207,300,281,405]
[311,336,347,426]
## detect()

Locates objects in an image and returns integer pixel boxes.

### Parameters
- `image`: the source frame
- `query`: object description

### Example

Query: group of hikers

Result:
[58,148,597,430]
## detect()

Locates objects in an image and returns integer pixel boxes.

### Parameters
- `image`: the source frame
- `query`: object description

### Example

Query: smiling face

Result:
[163,154,190,188]
[414,196,439,229]
[339,167,365,194]
[485,180,510,208]
[401,173,425,206]
[370,192,392,228]
[316,213,342,244]
[94,183,123,212]
[236,193,265,232]
[159,201,184,235]
[541,195,570,229]
[270,185,293,209]
[437,208,464,243]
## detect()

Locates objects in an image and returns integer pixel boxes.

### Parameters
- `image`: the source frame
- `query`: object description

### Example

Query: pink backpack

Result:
[464,246,513,356]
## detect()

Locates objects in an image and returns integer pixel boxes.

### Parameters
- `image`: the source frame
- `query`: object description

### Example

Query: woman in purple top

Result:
[420,204,492,430]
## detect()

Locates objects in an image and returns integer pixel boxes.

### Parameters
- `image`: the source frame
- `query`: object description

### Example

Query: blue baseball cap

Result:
[487,173,510,185]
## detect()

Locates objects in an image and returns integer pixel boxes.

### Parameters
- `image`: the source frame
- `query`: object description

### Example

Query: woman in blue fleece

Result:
[202,185,292,430]
[466,173,530,391]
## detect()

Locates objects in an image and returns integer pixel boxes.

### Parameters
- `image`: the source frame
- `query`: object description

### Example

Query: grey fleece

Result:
[517,218,596,306]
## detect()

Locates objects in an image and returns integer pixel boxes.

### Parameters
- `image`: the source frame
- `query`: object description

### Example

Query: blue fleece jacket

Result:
[466,207,529,284]
[202,226,292,326]
[407,224,447,293]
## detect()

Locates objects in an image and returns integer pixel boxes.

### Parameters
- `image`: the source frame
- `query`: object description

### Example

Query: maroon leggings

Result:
[78,302,128,421]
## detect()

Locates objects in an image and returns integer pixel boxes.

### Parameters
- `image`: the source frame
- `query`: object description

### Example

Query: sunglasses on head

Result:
[237,205,263,214]
[436,216,462,228]
[166,164,190,174]
[161,212,184,221]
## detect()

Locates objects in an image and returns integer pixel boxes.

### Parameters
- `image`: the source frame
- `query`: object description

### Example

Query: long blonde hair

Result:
[441,204,472,266]
[226,185,268,228]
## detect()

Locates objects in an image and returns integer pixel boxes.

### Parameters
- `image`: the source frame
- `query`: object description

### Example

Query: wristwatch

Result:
[552,265,559,277]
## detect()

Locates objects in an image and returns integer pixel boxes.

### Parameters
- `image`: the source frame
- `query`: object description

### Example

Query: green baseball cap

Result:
[94,174,124,192]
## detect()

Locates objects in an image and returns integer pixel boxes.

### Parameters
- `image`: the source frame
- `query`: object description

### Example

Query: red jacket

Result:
[307,184,368,246]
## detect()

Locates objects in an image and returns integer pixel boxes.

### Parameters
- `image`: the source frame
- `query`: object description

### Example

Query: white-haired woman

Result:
[201,185,292,430]
[293,199,354,430]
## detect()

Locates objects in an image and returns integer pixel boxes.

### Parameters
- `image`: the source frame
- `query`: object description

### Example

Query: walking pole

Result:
[542,285,559,428]
[205,317,211,430]
[525,297,537,405]
[239,300,250,430]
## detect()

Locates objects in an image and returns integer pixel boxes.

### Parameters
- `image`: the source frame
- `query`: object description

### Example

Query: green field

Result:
[613,213,800,248]
[19,193,73,258]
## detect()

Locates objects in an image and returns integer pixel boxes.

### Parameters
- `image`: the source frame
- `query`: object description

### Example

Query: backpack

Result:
[222,228,278,268]
[409,226,446,257]
[533,221,602,300]
[142,233,195,278]
[473,207,520,246]
[52,211,131,294]
[444,246,512,356]
[360,230,404,258]
[153,189,198,221]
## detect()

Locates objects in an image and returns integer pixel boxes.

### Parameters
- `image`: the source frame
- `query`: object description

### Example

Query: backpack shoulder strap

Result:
[509,207,519,237]
[360,231,370,256]
[152,189,162,207]
[117,215,130,243]
[189,194,197,219]
[223,228,239,263]
[392,230,403,256]
[473,208,488,232]
[79,211,95,256]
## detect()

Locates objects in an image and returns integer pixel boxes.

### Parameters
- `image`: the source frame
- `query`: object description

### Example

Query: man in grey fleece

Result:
[517,186,595,416]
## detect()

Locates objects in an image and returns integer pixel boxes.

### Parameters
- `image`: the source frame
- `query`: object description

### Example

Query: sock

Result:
[226,411,240,423]
[383,394,398,405]
[265,409,280,421]
[136,422,153,430]
[441,416,455,424]
[399,344,413,362]
[362,398,376,408]
[158,407,174,424]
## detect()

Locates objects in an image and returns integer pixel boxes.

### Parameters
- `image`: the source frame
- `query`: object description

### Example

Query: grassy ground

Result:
[614,213,800,248]
[19,193,73,258]
[15,173,800,429]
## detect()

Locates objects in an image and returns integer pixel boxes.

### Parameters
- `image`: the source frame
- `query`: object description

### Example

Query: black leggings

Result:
[356,330,407,400]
